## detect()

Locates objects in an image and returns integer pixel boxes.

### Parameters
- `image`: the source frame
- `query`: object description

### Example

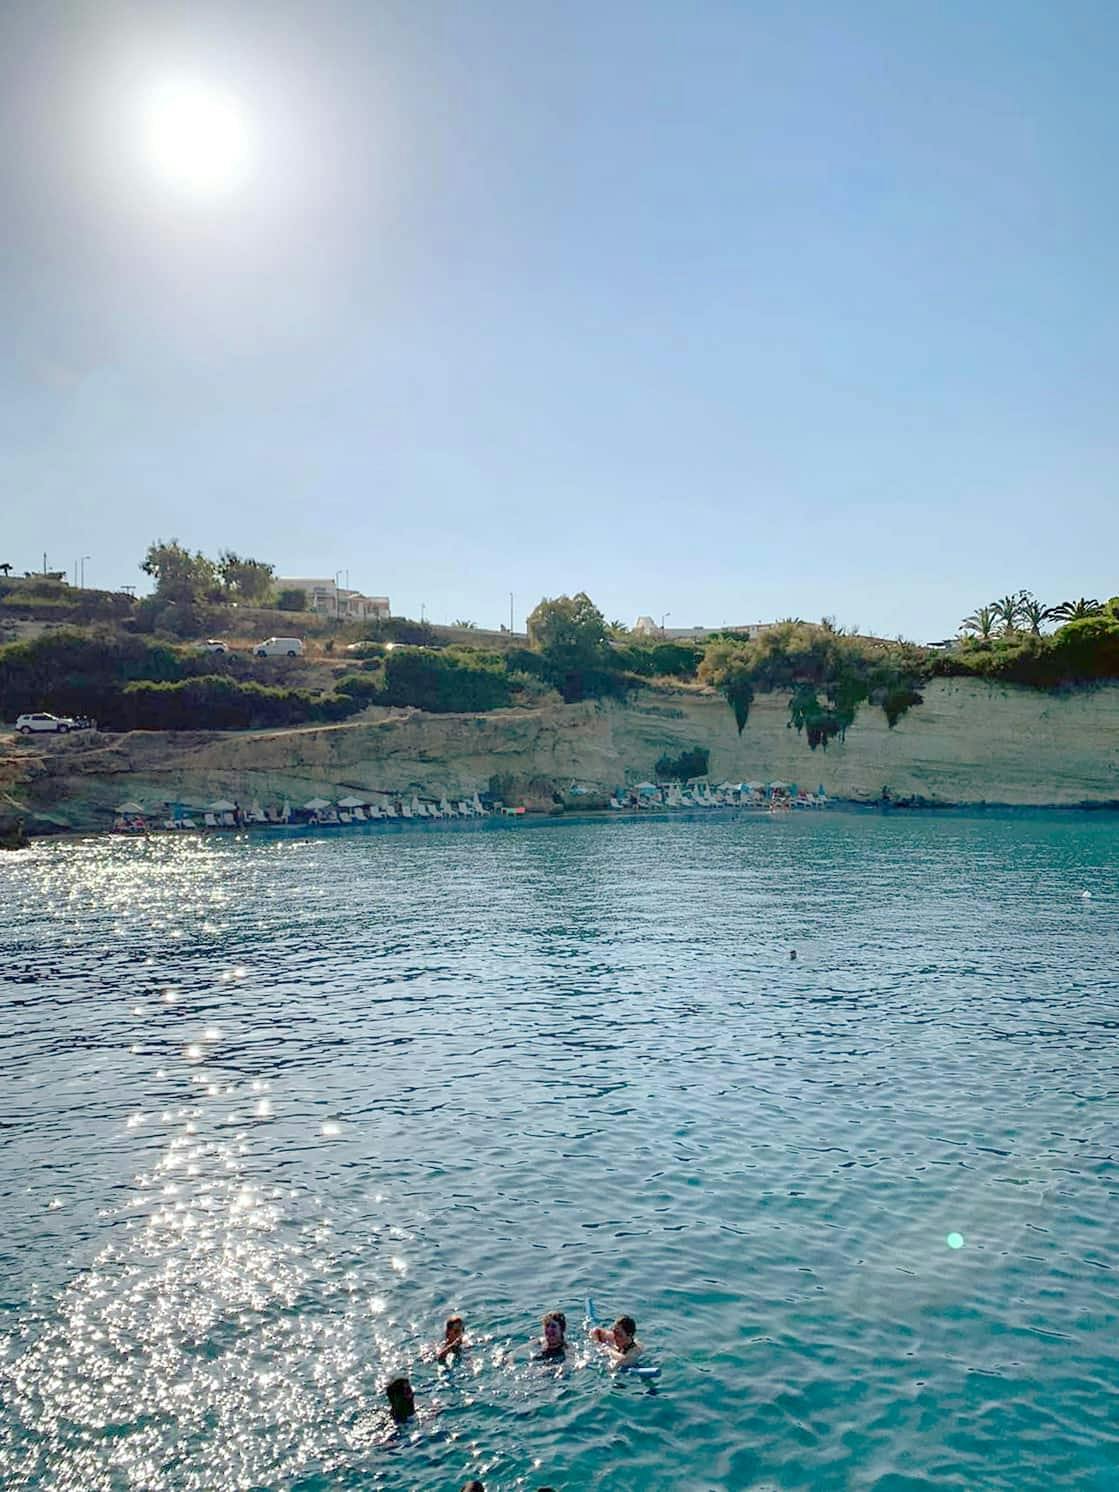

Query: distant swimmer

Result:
[590,1313,643,1368]
[790,949,797,960]
[437,1314,467,1363]
[385,1376,416,1425]
[535,1310,567,1360]
[461,1482,485,1492]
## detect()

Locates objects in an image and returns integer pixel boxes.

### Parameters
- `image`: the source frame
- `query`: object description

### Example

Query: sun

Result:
[141,78,254,197]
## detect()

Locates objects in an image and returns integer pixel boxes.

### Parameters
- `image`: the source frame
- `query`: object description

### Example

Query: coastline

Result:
[6,796,1119,852]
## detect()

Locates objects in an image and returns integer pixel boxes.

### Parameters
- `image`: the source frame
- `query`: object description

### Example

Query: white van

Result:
[254,637,304,658]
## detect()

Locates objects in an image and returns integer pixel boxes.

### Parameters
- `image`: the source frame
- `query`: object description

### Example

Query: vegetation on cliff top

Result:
[700,622,925,748]
[4,578,1119,749]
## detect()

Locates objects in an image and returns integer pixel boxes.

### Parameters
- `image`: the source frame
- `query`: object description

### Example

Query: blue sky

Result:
[2,1,1116,639]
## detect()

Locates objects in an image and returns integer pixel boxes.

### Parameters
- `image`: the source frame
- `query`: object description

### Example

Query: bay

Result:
[1,810,1116,1490]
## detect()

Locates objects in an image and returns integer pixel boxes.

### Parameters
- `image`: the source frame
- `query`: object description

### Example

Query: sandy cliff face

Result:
[4,680,1118,831]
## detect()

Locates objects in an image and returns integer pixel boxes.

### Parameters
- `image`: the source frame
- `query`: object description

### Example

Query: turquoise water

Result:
[1,811,1117,1491]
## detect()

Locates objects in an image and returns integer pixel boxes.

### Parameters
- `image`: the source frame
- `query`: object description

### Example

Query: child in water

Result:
[437,1314,467,1363]
[535,1310,567,1359]
[590,1314,643,1367]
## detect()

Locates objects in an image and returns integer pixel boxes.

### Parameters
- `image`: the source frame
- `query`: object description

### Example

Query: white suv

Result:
[16,712,76,735]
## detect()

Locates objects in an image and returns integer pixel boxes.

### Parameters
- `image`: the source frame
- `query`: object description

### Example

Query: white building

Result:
[632,616,775,641]
[276,578,390,620]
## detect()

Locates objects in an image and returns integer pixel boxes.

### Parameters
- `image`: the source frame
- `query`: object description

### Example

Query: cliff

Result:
[3,678,1118,833]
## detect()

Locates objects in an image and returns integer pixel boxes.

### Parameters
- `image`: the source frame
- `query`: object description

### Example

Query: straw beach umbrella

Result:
[303,797,330,811]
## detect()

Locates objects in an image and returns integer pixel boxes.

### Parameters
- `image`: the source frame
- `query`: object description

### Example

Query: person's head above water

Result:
[612,1315,637,1350]
[444,1314,465,1344]
[384,1375,415,1424]
[541,1310,567,1351]
[461,1482,485,1491]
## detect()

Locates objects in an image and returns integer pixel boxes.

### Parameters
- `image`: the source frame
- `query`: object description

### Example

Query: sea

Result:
[1,809,1116,1491]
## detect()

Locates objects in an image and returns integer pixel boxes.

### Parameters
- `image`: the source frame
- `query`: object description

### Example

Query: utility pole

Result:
[81,555,90,588]
[509,592,514,634]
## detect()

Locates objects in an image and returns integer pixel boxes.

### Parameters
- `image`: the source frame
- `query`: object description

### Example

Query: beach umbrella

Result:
[635,782,658,793]
[304,797,330,811]
[115,801,144,814]
[208,799,236,812]
[337,795,367,808]
[744,781,764,791]
[768,781,791,791]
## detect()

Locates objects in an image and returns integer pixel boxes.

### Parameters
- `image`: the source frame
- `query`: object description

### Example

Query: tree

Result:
[454,618,478,629]
[217,551,275,605]
[1050,597,1104,622]
[276,588,308,612]
[1017,594,1052,635]
[526,592,612,700]
[607,618,630,638]
[991,591,1027,636]
[960,605,998,641]
[698,639,756,732]
[0,563,11,578]
[141,540,220,607]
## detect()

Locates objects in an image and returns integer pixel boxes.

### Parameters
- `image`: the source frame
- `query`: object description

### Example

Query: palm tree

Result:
[0,562,11,577]
[960,604,998,641]
[1050,597,1103,622]
[991,591,1027,636]
[1017,595,1051,635]
[1020,596,1056,632]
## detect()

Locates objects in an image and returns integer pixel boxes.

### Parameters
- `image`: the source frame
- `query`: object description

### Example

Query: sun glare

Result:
[141,78,254,196]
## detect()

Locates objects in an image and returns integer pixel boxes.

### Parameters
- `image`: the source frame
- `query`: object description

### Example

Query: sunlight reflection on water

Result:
[1,814,1117,1490]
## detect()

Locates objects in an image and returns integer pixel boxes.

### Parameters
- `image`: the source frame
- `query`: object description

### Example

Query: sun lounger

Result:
[204,812,218,828]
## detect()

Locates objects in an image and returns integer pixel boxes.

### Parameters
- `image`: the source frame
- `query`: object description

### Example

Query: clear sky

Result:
[2,1,1116,640]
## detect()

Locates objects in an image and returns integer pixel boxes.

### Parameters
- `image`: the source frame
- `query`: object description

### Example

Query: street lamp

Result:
[80,555,91,589]
[660,611,670,635]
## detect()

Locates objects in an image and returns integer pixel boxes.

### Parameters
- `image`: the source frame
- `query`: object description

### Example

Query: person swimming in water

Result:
[384,1375,416,1424]
[535,1310,567,1359]
[590,1314,643,1367]
[437,1314,467,1362]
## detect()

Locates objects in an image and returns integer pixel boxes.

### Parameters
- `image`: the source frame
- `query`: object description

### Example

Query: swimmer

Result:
[437,1313,467,1362]
[790,949,797,960]
[535,1309,567,1359]
[461,1482,485,1492]
[384,1375,415,1425]
[590,1313,643,1367]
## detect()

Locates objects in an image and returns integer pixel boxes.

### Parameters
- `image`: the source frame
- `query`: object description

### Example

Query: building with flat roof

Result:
[632,616,775,641]
[276,578,390,620]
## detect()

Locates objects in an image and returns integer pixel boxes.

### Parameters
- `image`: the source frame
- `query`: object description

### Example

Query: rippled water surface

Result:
[1,811,1117,1491]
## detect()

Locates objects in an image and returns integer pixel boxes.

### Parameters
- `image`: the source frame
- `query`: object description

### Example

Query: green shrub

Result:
[114,676,358,731]
[379,647,512,712]
[276,588,308,611]
[701,623,923,747]
[655,746,710,779]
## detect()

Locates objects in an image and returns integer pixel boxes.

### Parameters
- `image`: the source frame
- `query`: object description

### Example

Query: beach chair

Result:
[351,806,367,821]
[338,811,353,824]
[204,812,218,828]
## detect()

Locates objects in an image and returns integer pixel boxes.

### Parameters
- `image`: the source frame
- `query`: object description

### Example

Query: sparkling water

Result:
[1,811,1116,1490]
